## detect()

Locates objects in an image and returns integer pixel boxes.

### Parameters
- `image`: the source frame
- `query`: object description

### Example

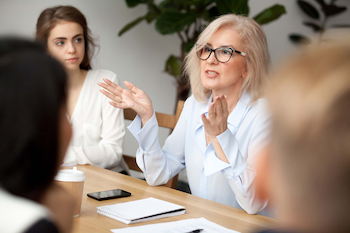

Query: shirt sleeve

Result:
[128,100,189,186]
[64,73,125,169]
[203,102,270,214]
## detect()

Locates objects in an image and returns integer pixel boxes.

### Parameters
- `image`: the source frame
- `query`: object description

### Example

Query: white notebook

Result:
[97,197,186,224]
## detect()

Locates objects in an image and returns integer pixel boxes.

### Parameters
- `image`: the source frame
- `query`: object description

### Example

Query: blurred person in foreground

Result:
[0,38,74,233]
[99,14,271,215]
[256,37,350,232]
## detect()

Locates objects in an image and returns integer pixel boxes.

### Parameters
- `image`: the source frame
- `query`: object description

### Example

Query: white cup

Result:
[55,167,86,217]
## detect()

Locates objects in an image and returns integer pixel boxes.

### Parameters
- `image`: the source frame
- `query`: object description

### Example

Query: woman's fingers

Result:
[124,81,141,94]
[103,78,123,91]
[222,95,228,117]
[109,101,129,109]
[208,102,215,120]
[215,96,223,121]
[100,89,122,103]
[98,81,122,96]
[201,113,210,126]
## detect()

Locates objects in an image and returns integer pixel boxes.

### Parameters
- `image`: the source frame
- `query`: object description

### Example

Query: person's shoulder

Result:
[251,97,268,108]
[88,69,118,82]
[250,98,269,115]
[0,189,51,233]
[183,94,203,110]
[25,219,58,233]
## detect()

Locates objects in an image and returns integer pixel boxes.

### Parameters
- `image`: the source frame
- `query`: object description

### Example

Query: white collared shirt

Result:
[128,91,270,214]
[64,69,127,172]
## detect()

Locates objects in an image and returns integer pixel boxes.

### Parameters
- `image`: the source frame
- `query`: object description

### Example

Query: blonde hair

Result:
[267,38,350,225]
[184,14,270,103]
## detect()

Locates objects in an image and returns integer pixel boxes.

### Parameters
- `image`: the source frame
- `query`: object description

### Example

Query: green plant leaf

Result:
[118,16,145,36]
[125,0,143,8]
[303,21,321,32]
[155,11,196,35]
[215,0,249,15]
[159,0,179,11]
[297,0,319,19]
[289,34,311,44]
[253,4,286,25]
[202,6,219,21]
[325,6,347,16]
[165,55,181,76]
[184,39,196,53]
[145,4,160,23]
[315,0,347,17]
[315,0,346,17]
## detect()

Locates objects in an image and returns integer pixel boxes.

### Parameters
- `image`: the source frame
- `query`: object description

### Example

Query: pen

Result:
[186,229,203,233]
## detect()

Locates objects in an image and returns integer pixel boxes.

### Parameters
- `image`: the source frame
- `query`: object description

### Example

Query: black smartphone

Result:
[87,189,131,201]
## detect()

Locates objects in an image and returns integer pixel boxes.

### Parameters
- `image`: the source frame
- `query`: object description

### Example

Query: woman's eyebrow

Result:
[73,34,83,39]
[206,43,235,48]
[221,45,234,48]
[52,34,83,41]
[53,37,67,41]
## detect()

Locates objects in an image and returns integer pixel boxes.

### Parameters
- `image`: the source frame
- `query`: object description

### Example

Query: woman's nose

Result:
[67,42,76,54]
[206,51,218,64]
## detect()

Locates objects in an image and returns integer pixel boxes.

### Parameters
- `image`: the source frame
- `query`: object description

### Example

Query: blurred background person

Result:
[99,14,271,215]
[36,5,128,173]
[256,37,350,232]
[0,38,74,232]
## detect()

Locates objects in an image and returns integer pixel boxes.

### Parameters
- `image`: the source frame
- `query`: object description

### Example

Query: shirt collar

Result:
[228,89,252,128]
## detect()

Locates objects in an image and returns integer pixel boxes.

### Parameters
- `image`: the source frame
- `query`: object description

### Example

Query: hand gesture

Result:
[98,79,154,124]
[201,95,229,139]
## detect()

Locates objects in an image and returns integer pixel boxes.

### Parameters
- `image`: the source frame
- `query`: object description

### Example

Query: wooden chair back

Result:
[123,100,185,189]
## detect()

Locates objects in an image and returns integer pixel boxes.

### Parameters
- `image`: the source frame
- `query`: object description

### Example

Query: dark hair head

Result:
[35,5,96,70]
[0,37,67,201]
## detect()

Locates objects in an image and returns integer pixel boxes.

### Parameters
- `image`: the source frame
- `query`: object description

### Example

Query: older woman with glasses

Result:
[99,14,270,215]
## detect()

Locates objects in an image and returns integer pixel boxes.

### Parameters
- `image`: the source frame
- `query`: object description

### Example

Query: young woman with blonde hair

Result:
[99,14,270,214]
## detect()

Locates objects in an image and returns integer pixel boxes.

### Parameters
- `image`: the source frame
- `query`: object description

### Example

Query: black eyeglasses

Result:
[196,44,246,63]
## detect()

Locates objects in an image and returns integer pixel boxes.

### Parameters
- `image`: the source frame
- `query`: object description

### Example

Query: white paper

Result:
[97,197,185,224]
[110,218,240,233]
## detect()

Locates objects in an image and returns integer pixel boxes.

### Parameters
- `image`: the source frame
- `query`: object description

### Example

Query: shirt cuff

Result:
[203,143,231,176]
[127,114,142,142]
[127,111,161,154]
[216,128,247,177]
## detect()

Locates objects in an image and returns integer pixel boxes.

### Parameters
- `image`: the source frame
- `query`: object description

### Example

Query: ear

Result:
[255,145,271,202]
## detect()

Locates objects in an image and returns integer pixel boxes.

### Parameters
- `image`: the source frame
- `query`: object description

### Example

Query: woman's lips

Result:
[66,58,79,62]
[205,70,219,78]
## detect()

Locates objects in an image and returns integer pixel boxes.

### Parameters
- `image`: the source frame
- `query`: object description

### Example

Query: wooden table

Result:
[68,165,276,233]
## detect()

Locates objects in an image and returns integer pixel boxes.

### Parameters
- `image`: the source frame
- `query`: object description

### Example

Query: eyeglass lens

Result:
[197,45,233,63]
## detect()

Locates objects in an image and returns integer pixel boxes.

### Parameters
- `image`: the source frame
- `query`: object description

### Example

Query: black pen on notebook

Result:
[186,229,203,233]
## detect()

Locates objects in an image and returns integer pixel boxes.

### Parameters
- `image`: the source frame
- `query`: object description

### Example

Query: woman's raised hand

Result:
[98,79,154,125]
[201,95,229,138]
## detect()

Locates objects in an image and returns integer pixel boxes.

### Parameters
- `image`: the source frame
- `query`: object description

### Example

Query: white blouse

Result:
[64,69,127,172]
[128,91,270,214]
[0,188,52,233]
